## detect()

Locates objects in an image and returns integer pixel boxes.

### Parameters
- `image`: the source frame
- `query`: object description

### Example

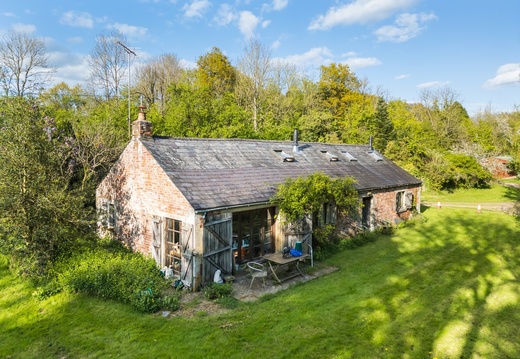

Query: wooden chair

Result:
[247,261,268,289]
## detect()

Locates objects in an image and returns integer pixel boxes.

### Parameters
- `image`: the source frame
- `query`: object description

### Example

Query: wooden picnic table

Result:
[262,252,310,284]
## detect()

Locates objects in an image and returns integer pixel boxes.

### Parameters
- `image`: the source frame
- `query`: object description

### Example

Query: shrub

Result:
[159,293,181,311]
[203,283,233,300]
[58,247,167,312]
[32,280,63,300]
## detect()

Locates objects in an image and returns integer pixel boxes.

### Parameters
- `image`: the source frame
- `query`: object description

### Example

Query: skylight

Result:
[274,149,295,162]
[321,150,339,162]
[341,151,357,161]
[369,151,383,161]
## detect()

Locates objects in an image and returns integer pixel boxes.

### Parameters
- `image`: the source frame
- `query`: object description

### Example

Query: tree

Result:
[0,30,55,97]
[195,47,236,97]
[0,98,90,275]
[318,63,362,118]
[369,97,395,152]
[134,53,182,114]
[236,39,272,131]
[86,31,129,100]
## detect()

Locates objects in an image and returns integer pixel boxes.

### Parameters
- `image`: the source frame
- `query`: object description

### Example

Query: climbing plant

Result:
[270,172,358,223]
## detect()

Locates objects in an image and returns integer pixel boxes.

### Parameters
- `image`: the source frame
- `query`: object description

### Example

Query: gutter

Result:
[194,201,272,214]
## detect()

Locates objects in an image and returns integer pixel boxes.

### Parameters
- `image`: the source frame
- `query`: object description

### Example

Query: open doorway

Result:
[232,207,275,264]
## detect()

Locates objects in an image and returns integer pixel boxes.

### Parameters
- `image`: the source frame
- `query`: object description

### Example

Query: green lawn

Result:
[1,207,519,358]
[422,182,519,204]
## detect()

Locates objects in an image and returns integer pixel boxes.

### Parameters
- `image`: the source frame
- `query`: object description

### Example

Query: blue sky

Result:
[1,0,519,116]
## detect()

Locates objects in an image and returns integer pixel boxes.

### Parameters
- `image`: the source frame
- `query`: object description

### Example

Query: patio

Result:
[230,263,338,301]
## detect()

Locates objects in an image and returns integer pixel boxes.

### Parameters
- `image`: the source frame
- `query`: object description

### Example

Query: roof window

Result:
[341,151,358,162]
[369,151,383,161]
[321,150,339,162]
[274,149,296,162]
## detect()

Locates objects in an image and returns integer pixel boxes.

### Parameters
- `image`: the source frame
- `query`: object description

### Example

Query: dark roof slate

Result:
[140,137,421,211]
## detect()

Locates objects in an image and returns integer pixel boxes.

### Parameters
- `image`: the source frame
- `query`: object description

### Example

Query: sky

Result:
[1,0,519,116]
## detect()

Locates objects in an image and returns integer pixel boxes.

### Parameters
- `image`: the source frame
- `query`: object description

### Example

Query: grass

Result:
[1,207,520,358]
[422,182,520,203]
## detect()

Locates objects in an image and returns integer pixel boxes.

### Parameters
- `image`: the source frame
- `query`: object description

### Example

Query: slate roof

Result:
[140,137,422,212]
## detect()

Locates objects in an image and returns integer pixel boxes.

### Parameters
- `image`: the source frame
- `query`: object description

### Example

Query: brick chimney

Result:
[132,105,153,139]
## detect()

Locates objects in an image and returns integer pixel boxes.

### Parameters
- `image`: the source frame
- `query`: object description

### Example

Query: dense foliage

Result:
[270,172,358,223]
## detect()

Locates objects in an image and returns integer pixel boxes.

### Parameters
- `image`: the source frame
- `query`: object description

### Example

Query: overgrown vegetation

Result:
[32,239,180,313]
[271,172,359,253]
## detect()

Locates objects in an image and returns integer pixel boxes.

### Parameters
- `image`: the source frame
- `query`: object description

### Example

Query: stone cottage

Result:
[96,109,422,289]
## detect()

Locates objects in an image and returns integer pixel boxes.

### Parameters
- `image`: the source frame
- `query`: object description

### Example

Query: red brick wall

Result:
[371,186,421,224]
[96,138,195,257]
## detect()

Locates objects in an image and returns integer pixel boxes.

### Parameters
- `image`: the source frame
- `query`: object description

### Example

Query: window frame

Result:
[165,218,182,274]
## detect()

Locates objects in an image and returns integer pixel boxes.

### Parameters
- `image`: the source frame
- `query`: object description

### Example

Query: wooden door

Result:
[180,223,194,286]
[203,213,232,283]
[151,216,162,265]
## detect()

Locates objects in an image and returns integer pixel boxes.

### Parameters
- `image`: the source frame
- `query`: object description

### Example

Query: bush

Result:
[159,293,181,311]
[58,247,167,312]
[32,280,62,300]
[203,283,233,300]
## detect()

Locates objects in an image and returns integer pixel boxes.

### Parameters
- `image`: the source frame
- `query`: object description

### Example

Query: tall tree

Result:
[134,53,182,114]
[195,47,236,97]
[369,97,395,152]
[318,63,362,119]
[0,98,90,275]
[236,39,272,131]
[86,31,129,100]
[0,30,55,97]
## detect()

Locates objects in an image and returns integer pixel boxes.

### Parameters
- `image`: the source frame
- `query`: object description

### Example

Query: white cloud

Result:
[2,12,16,17]
[262,20,271,28]
[11,23,36,34]
[273,0,289,11]
[395,74,409,80]
[343,56,381,69]
[277,47,334,67]
[214,4,237,26]
[183,0,211,19]
[60,11,94,28]
[238,11,260,39]
[309,0,416,30]
[374,12,437,42]
[180,58,197,69]
[48,51,89,85]
[483,63,520,88]
[271,40,281,50]
[342,51,358,57]
[417,81,450,89]
[108,23,148,38]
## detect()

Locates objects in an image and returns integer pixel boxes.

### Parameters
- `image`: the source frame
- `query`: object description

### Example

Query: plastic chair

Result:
[247,261,268,289]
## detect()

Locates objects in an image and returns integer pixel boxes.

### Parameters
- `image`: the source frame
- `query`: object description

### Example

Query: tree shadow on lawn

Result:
[252,209,520,358]
[340,209,520,358]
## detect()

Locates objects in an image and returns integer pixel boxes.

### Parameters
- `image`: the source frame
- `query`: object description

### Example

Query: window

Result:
[107,203,116,228]
[369,151,383,161]
[165,218,182,273]
[99,200,116,229]
[341,151,357,161]
[396,191,406,212]
[405,193,414,210]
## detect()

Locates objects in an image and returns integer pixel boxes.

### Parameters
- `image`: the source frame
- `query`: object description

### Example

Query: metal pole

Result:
[116,41,136,138]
